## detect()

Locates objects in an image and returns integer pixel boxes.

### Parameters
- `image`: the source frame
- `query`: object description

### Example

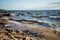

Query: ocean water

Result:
[10,10,60,23]
[0,10,60,31]
[8,10,60,31]
[8,10,60,28]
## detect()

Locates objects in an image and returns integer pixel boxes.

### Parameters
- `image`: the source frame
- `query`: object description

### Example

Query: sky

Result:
[0,0,60,10]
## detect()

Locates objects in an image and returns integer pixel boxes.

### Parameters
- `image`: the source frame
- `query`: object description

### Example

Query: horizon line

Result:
[0,9,60,10]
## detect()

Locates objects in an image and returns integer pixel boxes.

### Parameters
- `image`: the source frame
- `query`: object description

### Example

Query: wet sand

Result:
[6,20,60,40]
[0,11,60,40]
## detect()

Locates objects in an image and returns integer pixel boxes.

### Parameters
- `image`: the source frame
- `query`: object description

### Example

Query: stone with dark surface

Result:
[0,28,46,40]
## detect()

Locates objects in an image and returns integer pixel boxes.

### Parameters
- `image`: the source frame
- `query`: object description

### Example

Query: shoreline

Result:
[0,20,60,40]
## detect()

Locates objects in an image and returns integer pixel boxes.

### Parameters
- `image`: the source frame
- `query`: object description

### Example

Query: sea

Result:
[2,10,60,31]
[10,10,60,23]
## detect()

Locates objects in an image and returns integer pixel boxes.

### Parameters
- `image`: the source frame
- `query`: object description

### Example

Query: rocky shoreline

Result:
[0,28,46,40]
[0,11,60,40]
[0,19,60,40]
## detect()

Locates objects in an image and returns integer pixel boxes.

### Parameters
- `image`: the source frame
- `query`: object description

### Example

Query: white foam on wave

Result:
[8,20,60,32]
[55,27,60,32]
[9,20,22,25]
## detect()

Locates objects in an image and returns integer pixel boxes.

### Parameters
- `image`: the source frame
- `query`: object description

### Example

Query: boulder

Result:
[0,18,9,26]
[0,28,43,40]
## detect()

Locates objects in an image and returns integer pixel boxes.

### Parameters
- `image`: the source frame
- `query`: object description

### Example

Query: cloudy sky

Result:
[0,0,60,10]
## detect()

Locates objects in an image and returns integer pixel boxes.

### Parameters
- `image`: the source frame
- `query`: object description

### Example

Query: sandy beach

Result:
[0,10,60,40]
[2,20,60,40]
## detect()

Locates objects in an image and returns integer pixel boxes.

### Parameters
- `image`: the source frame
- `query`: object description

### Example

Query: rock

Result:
[0,18,9,27]
[14,35,22,38]
[56,32,60,35]
[21,13,24,16]
[23,30,29,33]
[23,30,45,39]
[0,12,11,17]
[53,30,60,35]
[53,30,57,34]
[0,28,44,40]
[4,28,13,33]
[28,12,30,14]
[23,37,26,40]
[3,13,11,16]
[37,34,44,38]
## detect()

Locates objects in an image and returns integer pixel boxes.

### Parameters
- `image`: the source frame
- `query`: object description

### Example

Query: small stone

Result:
[23,38,26,40]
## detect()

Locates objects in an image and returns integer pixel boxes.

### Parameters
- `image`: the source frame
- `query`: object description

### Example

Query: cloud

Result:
[27,2,60,10]
[49,2,60,5]
[42,2,60,10]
